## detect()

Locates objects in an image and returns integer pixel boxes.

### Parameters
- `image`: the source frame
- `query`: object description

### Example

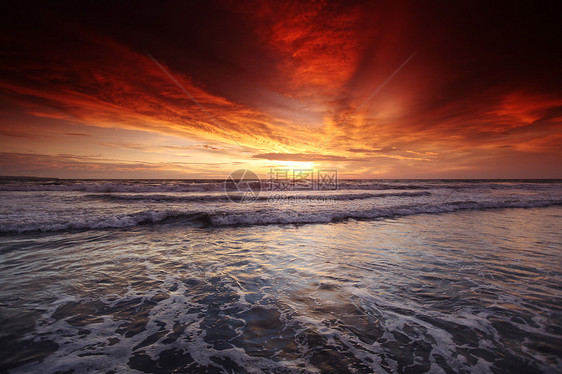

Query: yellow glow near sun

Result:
[275,161,316,170]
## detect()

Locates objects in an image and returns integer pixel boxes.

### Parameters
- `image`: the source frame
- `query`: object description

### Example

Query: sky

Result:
[0,0,561,179]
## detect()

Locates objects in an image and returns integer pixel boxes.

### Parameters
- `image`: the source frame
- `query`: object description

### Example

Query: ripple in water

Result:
[0,207,561,373]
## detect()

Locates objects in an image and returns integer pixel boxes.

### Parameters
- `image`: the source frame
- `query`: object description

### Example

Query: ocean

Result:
[0,178,561,373]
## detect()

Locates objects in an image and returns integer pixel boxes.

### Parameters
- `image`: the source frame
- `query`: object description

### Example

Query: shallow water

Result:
[1,203,561,373]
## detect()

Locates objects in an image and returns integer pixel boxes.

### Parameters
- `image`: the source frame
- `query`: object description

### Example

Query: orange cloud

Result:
[0,1,561,178]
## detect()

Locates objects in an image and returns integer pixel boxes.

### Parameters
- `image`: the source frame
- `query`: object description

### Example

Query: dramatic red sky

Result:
[1,0,561,178]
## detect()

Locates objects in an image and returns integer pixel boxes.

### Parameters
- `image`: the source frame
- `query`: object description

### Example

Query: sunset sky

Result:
[0,0,561,179]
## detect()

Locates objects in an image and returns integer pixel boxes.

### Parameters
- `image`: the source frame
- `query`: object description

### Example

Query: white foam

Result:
[1,198,561,233]
[2,179,560,193]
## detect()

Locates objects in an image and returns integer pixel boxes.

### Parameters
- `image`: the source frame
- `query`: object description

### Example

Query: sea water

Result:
[0,179,561,373]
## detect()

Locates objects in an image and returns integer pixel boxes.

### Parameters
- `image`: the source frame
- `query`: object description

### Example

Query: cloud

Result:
[65,133,90,137]
[0,152,233,178]
[0,1,561,177]
[253,153,351,162]
[0,24,305,152]
[0,128,37,139]
[348,146,399,154]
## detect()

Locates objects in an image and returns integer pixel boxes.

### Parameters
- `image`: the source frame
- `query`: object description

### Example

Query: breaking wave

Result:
[2,198,560,233]
[1,179,560,193]
[85,191,431,203]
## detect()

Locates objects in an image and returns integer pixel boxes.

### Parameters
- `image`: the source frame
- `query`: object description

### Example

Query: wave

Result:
[0,182,225,193]
[207,199,562,226]
[85,191,432,203]
[2,199,560,234]
[1,179,559,193]
[0,211,210,234]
